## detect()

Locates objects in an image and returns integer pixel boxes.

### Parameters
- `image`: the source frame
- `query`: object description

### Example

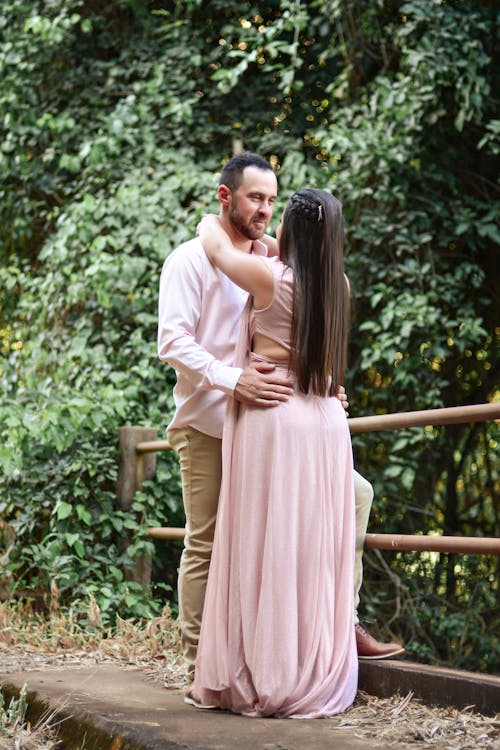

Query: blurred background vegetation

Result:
[0,0,498,673]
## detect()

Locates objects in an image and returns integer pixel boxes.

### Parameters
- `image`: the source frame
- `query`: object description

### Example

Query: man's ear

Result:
[218,184,232,208]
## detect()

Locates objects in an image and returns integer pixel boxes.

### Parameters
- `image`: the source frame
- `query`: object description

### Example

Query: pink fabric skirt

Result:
[192,359,358,718]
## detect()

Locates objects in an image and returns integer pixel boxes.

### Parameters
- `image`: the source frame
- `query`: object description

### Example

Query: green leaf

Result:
[65,532,80,547]
[56,502,73,521]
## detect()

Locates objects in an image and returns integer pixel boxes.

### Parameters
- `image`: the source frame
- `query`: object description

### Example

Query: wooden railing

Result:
[117,402,500,563]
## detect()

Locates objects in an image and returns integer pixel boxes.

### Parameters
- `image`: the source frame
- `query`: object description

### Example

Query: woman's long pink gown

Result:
[192,256,358,718]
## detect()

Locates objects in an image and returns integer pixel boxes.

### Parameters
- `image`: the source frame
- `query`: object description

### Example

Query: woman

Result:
[191,188,357,718]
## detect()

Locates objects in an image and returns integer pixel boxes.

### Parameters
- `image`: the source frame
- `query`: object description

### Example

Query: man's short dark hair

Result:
[219,151,273,191]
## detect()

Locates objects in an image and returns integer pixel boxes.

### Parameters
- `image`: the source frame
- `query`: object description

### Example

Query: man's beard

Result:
[229,205,268,240]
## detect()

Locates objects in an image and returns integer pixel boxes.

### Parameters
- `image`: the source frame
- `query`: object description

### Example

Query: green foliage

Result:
[0,683,28,741]
[0,0,498,669]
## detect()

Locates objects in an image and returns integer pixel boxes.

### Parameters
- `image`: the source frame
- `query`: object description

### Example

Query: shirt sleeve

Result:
[157,244,242,395]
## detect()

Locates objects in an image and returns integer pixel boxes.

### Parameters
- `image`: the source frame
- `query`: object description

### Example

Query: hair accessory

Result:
[289,193,324,224]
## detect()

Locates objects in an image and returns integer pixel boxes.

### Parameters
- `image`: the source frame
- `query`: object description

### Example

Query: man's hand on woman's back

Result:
[235,361,293,406]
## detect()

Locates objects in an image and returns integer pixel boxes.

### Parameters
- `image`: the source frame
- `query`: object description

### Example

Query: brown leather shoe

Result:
[355,623,405,660]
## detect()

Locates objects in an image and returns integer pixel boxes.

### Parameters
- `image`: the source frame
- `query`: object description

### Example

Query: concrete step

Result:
[0,664,379,750]
[359,660,500,716]
[1,661,498,749]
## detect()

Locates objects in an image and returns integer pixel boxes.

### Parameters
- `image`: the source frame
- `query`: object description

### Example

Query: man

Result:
[157,152,404,684]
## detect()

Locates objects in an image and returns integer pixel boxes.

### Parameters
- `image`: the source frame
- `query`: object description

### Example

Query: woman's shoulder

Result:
[261,255,290,275]
[264,257,293,302]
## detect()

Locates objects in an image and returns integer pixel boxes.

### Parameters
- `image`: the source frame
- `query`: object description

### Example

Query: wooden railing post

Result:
[117,426,158,585]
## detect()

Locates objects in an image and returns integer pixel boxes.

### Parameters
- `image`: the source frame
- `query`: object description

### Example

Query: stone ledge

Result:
[359,659,500,716]
[0,665,372,750]
[2,661,498,750]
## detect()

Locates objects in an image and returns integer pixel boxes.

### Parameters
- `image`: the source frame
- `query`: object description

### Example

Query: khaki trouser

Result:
[352,469,374,623]
[168,426,374,678]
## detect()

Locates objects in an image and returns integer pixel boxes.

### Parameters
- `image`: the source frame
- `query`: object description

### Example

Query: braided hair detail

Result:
[288,193,323,223]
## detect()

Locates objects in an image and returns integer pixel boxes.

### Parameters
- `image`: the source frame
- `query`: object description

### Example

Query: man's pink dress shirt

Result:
[157,237,267,439]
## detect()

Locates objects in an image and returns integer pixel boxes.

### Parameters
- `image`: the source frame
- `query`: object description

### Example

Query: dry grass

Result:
[0,679,60,750]
[0,599,185,686]
[0,600,498,750]
[0,722,60,750]
[0,599,184,748]
[335,691,500,749]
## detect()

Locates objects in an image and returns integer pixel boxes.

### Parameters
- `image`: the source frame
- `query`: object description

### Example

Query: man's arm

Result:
[158,245,293,404]
[158,246,241,395]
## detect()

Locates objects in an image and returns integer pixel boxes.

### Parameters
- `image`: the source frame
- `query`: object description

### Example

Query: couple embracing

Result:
[157,152,404,719]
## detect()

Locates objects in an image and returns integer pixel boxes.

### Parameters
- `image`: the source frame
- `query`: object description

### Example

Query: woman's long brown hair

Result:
[280,188,349,396]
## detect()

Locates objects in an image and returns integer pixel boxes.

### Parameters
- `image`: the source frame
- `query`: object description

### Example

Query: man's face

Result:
[227,166,278,241]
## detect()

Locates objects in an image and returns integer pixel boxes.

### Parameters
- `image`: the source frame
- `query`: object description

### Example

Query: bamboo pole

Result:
[136,404,500,452]
[348,402,500,435]
[148,526,185,540]
[141,404,500,556]
[136,439,172,454]
[146,527,500,555]
[364,533,500,555]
